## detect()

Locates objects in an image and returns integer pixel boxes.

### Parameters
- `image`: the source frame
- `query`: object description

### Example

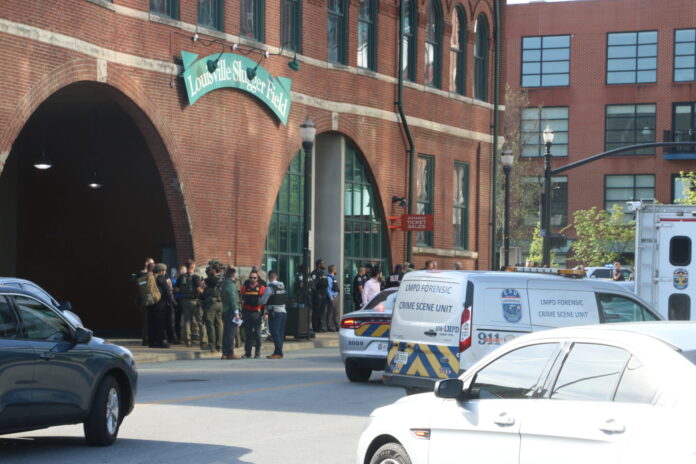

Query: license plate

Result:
[395,351,409,365]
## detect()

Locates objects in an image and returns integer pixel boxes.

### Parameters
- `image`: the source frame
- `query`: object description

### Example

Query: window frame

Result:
[424,0,443,88]
[450,6,466,95]
[198,0,224,31]
[281,0,302,53]
[521,34,571,88]
[453,161,470,249]
[474,14,489,102]
[604,103,656,156]
[402,0,417,82]
[521,106,569,158]
[357,0,377,70]
[241,0,265,43]
[416,155,435,247]
[328,0,349,65]
[604,174,656,212]
[150,0,179,20]
[606,30,658,85]
[674,28,696,82]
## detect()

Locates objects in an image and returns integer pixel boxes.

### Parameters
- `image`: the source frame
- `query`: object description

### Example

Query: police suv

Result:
[383,268,661,392]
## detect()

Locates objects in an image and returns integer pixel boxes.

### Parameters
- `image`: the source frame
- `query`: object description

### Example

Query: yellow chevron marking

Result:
[372,325,389,337]
[406,355,430,376]
[423,346,446,378]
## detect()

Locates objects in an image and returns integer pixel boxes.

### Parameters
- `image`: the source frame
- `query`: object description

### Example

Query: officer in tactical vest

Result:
[201,260,224,352]
[259,270,287,359]
[135,257,156,345]
[175,259,202,347]
[310,259,328,332]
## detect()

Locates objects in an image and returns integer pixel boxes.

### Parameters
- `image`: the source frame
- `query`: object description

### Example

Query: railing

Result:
[664,130,696,155]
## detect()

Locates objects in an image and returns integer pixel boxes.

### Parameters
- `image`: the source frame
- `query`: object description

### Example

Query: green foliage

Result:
[675,171,696,205]
[527,222,542,265]
[562,205,635,266]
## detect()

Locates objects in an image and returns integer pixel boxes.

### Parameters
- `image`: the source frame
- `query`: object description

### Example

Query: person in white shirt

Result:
[362,267,383,307]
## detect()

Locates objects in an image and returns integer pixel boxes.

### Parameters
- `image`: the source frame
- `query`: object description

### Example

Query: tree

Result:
[675,171,696,205]
[561,204,635,266]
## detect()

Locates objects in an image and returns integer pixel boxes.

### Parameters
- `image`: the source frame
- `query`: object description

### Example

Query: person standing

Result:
[201,263,224,352]
[259,270,287,359]
[135,257,156,346]
[296,264,314,335]
[387,264,404,288]
[172,265,187,341]
[220,266,241,359]
[352,267,366,311]
[241,271,266,358]
[149,263,172,348]
[325,265,339,332]
[310,259,328,332]
[362,267,383,307]
[612,262,625,281]
[175,259,202,347]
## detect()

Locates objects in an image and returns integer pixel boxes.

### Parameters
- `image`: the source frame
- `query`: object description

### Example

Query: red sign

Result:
[401,214,434,231]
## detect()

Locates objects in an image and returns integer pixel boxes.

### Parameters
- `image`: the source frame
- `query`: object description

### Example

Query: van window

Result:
[668,293,690,320]
[597,293,658,322]
[670,236,691,266]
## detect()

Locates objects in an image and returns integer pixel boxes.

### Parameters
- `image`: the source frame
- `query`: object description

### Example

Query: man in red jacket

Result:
[241,271,266,358]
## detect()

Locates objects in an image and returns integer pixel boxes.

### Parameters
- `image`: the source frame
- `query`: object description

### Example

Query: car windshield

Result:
[363,291,396,311]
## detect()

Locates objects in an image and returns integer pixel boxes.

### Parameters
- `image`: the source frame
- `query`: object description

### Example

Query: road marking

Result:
[138,378,344,406]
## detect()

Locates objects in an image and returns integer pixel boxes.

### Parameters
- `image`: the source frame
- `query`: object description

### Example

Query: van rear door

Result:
[386,273,464,384]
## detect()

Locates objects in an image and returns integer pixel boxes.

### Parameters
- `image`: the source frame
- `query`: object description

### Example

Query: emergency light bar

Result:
[505,267,586,278]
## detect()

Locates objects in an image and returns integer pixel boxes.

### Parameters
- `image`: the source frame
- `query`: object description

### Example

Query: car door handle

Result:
[39,352,55,360]
[424,330,437,337]
[599,418,625,434]
[493,412,515,427]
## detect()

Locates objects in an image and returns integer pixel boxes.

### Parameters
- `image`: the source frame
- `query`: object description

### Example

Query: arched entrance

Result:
[0,82,179,333]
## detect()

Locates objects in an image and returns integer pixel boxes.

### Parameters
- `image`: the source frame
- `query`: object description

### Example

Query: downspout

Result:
[491,0,501,270]
[397,0,416,265]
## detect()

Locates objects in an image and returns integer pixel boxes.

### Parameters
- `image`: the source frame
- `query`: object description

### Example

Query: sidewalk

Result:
[107,332,340,364]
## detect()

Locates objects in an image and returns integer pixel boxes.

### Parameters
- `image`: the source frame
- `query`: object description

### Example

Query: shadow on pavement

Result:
[0,436,253,464]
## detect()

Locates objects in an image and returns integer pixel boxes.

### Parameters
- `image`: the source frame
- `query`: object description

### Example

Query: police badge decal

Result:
[502,288,523,323]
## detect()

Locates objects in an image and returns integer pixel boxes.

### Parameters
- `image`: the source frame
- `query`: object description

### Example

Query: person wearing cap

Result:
[149,263,173,348]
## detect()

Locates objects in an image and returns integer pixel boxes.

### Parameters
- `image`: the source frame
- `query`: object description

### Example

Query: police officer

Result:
[259,270,287,359]
[201,261,224,352]
[150,263,172,348]
[241,271,265,358]
[310,259,328,332]
[220,266,241,359]
[175,259,202,347]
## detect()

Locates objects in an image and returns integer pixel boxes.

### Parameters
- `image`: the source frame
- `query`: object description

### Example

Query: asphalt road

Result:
[0,347,404,464]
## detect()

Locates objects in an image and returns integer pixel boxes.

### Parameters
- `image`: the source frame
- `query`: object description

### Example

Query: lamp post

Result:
[541,126,554,267]
[300,116,316,277]
[501,147,514,267]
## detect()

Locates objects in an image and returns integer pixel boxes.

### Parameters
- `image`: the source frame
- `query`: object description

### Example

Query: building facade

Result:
[0,0,499,331]
[505,0,696,264]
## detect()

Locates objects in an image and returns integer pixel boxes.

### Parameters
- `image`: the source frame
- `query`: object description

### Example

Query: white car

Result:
[358,322,696,464]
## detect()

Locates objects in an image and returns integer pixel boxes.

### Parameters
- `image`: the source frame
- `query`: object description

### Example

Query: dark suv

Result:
[0,285,137,445]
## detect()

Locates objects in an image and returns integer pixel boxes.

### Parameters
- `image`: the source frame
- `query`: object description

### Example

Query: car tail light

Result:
[340,317,389,330]
[459,307,472,352]
[341,318,358,329]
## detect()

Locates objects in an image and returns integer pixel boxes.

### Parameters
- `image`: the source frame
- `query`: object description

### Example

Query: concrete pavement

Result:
[107,332,340,364]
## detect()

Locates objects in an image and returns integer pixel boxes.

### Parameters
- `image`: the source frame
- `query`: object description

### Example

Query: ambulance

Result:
[383,268,661,392]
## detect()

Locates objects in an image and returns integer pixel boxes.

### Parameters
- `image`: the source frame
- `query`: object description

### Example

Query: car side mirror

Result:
[434,379,464,399]
[74,326,93,344]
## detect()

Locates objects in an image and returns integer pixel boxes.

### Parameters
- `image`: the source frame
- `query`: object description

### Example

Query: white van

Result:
[383,269,661,391]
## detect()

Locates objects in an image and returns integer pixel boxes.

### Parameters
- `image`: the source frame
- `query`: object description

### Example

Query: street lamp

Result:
[300,116,316,277]
[541,125,554,267]
[501,147,514,267]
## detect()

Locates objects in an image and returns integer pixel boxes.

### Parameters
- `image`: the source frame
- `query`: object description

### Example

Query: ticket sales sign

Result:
[401,214,434,231]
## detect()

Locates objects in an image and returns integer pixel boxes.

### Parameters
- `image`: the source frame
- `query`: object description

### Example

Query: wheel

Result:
[369,442,412,464]
[84,375,121,446]
[345,361,372,382]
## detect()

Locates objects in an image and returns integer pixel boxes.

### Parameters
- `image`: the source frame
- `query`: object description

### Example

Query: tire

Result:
[369,442,412,464]
[84,375,121,446]
[345,361,372,382]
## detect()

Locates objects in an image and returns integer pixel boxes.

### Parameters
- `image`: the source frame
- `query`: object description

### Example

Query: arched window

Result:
[241,0,264,42]
[328,0,348,64]
[474,14,489,101]
[450,6,466,94]
[424,0,442,88]
[402,0,417,81]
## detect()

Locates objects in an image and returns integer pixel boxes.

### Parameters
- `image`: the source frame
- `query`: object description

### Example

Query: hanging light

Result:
[33,150,53,170]
[288,51,300,71]
[88,170,103,189]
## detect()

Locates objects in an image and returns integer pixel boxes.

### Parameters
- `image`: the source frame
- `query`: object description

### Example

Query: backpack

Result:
[315,274,329,291]
[178,273,195,297]
[137,272,161,304]
[331,276,339,293]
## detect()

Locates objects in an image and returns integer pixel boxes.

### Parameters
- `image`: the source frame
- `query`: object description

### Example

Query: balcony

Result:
[664,130,696,160]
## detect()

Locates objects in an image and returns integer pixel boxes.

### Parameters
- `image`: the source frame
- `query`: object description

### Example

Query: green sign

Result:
[181,51,292,126]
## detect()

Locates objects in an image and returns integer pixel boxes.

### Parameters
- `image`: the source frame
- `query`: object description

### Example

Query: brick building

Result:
[505,0,696,264]
[0,0,500,331]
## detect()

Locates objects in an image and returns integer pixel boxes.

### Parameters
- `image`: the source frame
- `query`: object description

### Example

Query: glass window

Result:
[14,296,71,342]
[328,0,348,64]
[470,343,559,400]
[264,151,305,299]
[416,155,434,247]
[450,7,466,95]
[675,29,696,82]
[605,104,656,155]
[402,0,417,81]
[198,0,223,30]
[605,174,655,213]
[150,0,178,19]
[607,31,657,84]
[670,236,692,266]
[0,296,19,338]
[281,0,302,52]
[521,107,569,157]
[614,356,657,404]
[474,15,489,101]
[598,293,658,322]
[673,173,696,203]
[358,0,376,70]
[669,293,691,320]
[453,162,469,249]
[424,0,442,88]
[520,176,567,228]
[522,35,570,88]
[551,343,630,402]
[241,0,264,42]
